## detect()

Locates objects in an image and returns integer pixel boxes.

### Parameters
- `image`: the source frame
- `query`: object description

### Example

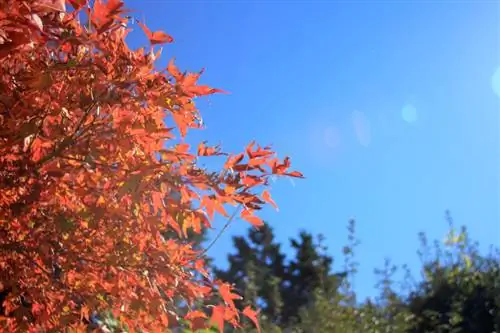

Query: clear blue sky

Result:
[126,0,499,299]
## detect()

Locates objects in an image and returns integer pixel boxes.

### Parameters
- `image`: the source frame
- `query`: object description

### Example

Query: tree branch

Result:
[36,97,100,167]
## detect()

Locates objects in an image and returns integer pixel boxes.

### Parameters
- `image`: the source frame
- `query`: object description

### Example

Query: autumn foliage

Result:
[0,0,302,331]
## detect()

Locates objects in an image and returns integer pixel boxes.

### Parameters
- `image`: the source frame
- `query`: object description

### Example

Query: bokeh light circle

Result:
[402,104,418,123]
[492,66,500,98]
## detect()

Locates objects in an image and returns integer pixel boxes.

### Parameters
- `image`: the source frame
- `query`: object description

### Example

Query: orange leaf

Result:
[198,142,221,156]
[210,305,225,333]
[186,310,208,330]
[201,195,214,220]
[68,0,87,10]
[151,191,164,213]
[194,259,209,278]
[186,85,228,97]
[137,21,174,45]
[224,153,244,170]
[214,198,228,217]
[31,137,49,162]
[97,196,106,205]
[241,175,262,187]
[245,141,256,158]
[175,143,190,154]
[240,209,264,227]
[80,305,90,321]
[167,58,183,81]
[286,171,304,178]
[92,0,126,31]
[182,71,203,87]
[248,158,267,167]
[242,306,261,333]
[262,190,278,210]
[172,112,188,138]
[185,310,207,321]
[39,0,66,11]
[31,303,43,316]
[219,283,241,309]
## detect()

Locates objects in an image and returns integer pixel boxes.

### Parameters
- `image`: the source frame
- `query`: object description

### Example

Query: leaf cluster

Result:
[0,0,302,331]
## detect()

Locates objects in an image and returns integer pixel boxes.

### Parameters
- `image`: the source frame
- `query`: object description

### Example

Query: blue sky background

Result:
[126,0,499,299]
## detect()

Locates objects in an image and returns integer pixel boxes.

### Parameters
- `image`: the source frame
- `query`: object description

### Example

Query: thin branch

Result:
[36,97,100,167]
[196,203,242,260]
[0,243,52,277]
[59,155,128,171]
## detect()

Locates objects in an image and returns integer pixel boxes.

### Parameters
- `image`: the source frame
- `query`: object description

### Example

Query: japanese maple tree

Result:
[0,0,303,332]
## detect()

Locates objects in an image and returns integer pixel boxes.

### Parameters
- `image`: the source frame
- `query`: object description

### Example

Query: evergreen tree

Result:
[213,224,346,327]
[214,224,286,322]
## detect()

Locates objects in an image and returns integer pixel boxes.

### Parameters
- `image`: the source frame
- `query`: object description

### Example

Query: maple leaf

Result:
[31,303,44,316]
[67,0,87,10]
[91,0,127,31]
[210,305,226,333]
[151,191,164,214]
[186,310,208,330]
[31,137,52,162]
[175,143,190,154]
[80,305,90,321]
[185,85,228,97]
[185,310,207,321]
[218,283,241,310]
[198,142,222,156]
[241,175,263,187]
[242,306,261,333]
[240,209,264,227]
[201,195,228,220]
[224,153,245,170]
[38,0,66,12]
[261,190,278,210]
[172,112,189,138]
[286,170,305,178]
[137,21,174,45]
[167,58,184,81]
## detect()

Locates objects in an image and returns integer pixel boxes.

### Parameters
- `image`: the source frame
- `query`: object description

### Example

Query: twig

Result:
[59,155,127,171]
[196,204,242,260]
[36,97,100,167]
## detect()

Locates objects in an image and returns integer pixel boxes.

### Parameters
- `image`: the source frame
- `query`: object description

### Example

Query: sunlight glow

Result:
[323,127,340,148]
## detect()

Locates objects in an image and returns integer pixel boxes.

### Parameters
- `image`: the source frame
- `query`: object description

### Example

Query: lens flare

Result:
[402,104,418,123]
[492,66,500,98]
[352,110,371,147]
